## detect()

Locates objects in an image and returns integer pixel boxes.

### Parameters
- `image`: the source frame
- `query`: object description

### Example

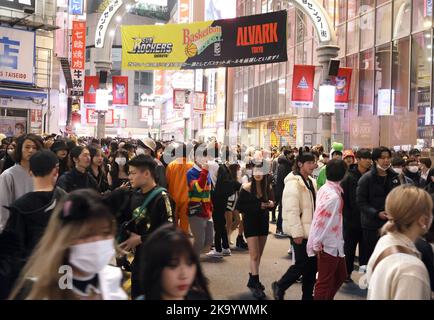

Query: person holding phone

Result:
[236,163,275,299]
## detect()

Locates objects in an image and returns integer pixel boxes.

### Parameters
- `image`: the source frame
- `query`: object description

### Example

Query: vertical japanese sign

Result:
[291,65,315,109]
[84,76,99,104]
[69,0,84,15]
[71,21,86,96]
[334,68,352,110]
[153,70,165,96]
[112,76,128,105]
[0,27,35,84]
[192,92,207,112]
[178,0,190,23]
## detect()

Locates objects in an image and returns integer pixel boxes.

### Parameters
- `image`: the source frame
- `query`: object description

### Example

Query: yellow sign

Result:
[122,21,221,70]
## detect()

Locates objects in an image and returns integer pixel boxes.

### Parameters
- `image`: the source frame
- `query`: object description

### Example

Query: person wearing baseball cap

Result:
[137,137,167,188]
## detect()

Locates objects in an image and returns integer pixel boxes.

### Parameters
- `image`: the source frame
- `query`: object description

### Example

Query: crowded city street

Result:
[0,0,433,308]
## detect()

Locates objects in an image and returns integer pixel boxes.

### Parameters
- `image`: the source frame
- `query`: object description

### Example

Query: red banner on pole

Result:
[84,76,99,104]
[334,68,352,109]
[71,20,86,96]
[112,76,129,105]
[291,65,315,109]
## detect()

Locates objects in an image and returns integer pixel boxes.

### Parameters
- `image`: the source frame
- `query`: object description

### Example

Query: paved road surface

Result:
[201,225,367,300]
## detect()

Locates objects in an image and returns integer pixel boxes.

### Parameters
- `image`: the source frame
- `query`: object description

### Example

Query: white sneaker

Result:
[206,249,223,258]
[222,248,232,256]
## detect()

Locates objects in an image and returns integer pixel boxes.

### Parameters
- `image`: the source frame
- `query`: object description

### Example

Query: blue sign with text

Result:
[69,0,84,15]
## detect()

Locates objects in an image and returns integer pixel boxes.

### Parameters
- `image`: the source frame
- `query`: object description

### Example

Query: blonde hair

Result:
[9,191,116,300]
[382,185,433,235]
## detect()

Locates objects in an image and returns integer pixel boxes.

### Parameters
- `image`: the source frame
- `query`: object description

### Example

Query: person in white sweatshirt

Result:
[0,134,42,232]
[366,185,433,300]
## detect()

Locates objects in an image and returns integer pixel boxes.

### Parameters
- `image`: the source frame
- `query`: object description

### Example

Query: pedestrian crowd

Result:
[0,133,433,300]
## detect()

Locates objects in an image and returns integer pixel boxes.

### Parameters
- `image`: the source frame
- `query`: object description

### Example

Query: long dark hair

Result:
[88,144,106,175]
[251,165,270,202]
[110,149,129,179]
[137,225,211,300]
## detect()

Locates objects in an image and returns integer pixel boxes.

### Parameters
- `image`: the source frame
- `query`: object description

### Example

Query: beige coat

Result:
[282,172,317,239]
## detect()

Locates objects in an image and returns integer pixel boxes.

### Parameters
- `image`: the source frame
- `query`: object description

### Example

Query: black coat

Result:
[212,164,241,211]
[56,168,100,193]
[341,164,364,230]
[356,166,401,230]
[275,155,293,202]
[415,238,434,291]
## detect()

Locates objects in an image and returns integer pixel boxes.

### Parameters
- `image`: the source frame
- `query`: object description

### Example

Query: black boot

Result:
[271,281,284,300]
[236,235,248,250]
[247,273,266,300]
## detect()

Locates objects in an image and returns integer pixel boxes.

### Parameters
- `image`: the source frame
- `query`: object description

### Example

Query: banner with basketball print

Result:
[112,76,128,105]
[291,65,316,109]
[84,76,99,104]
[333,68,352,110]
[121,11,287,70]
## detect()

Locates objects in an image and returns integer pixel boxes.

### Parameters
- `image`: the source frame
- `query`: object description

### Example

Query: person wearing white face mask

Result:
[9,189,127,300]
[403,159,423,187]
[357,147,402,267]
[108,149,130,190]
[391,157,414,186]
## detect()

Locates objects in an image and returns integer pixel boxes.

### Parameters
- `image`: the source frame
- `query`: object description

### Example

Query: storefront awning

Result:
[0,88,47,100]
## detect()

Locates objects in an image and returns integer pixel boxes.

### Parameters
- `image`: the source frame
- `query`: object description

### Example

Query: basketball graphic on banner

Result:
[185,43,198,58]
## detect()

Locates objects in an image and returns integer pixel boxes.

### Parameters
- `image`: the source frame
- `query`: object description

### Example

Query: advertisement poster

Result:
[84,76,99,104]
[122,11,287,70]
[333,68,352,110]
[86,108,114,124]
[112,76,128,105]
[71,21,86,96]
[0,118,26,137]
[291,65,316,109]
[0,27,35,84]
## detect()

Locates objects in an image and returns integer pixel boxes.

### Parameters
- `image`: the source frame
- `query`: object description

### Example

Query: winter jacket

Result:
[213,163,242,211]
[166,158,194,208]
[275,155,293,202]
[356,166,401,230]
[341,165,364,230]
[155,158,167,188]
[5,187,67,260]
[56,168,100,193]
[404,170,422,187]
[186,165,213,219]
[282,172,317,239]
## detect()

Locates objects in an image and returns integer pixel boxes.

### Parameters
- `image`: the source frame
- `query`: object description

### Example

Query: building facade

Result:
[233,0,434,153]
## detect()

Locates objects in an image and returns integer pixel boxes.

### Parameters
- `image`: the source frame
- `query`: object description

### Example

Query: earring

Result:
[422,225,427,230]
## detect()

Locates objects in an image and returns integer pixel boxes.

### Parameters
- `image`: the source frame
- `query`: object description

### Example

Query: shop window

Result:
[376,3,392,46]
[347,19,360,55]
[287,8,296,48]
[359,49,375,115]
[338,0,347,24]
[348,0,360,19]
[323,0,336,28]
[360,11,375,50]
[412,0,433,32]
[393,0,411,39]
[360,0,375,12]
[410,32,431,112]
[374,43,392,116]
[337,24,346,57]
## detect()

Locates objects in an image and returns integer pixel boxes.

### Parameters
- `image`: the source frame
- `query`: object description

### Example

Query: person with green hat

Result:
[316,142,344,190]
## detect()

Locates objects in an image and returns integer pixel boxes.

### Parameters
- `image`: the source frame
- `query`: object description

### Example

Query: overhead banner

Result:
[112,76,128,105]
[84,76,99,104]
[291,65,316,109]
[0,27,35,85]
[121,11,288,70]
[71,21,86,96]
[334,68,352,110]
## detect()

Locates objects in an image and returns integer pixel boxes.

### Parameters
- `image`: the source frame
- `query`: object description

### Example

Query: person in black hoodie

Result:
[50,140,69,177]
[356,146,401,265]
[56,146,100,193]
[340,148,372,281]
[274,147,294,236]
[1,150,66,298]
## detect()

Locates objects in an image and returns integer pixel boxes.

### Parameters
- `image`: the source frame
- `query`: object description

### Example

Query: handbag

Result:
[117,187,166,244]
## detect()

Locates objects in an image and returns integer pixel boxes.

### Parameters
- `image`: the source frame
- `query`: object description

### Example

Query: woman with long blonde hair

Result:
[366,185,433,300]
[10,189,127,300]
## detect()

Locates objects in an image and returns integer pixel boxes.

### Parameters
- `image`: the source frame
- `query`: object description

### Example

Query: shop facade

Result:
[233,0,434,152]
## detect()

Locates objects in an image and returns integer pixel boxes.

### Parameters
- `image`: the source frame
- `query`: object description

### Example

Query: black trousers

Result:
[276,201,283,231]
[343,225,365,274]
[211,193,229,252]
[277,239,317,300]
[362,228,381,265]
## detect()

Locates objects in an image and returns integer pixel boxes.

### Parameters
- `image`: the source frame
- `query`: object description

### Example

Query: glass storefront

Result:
[234,0,434,152]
